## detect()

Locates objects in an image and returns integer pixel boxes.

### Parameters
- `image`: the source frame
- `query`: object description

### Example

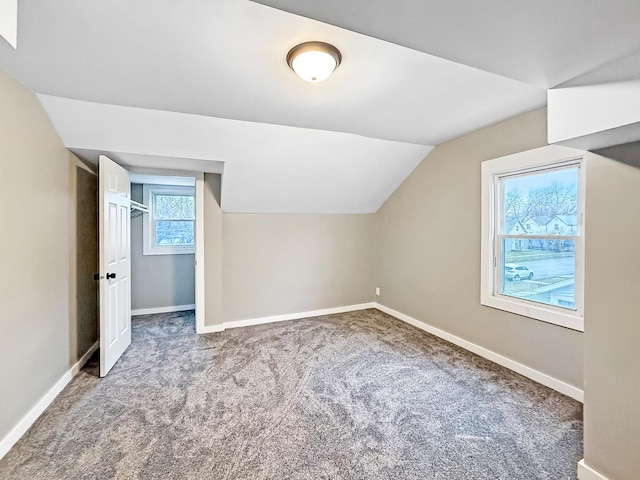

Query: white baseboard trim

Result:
[578,460,609,480]
[375,303,584,402]
[0,341,98,461]
[224,303,376,330]
[197,303,376,334]
[73,341,99,376]
[131,304,196,316]
[197,324,225,334]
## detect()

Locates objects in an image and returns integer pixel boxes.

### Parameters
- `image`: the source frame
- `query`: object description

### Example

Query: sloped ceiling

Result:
[252,0,640,88]
[40,95,429,213]
[1,0,638,212]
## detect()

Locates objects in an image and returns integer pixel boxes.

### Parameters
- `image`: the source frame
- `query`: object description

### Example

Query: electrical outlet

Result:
[375,287,380,296]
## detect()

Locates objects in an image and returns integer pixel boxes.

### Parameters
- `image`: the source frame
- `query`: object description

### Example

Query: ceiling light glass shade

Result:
[287,42,342,82]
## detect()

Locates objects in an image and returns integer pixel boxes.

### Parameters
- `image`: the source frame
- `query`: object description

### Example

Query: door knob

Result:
[106,273,117,279]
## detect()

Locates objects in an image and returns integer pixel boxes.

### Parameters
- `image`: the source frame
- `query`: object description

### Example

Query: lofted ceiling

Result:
[1,0,638,212]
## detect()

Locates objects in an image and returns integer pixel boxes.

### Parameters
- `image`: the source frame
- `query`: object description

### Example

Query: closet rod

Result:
[130,199,149,213]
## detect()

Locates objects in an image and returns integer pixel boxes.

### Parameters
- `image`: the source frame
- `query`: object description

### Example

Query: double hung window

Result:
[481,146,585,331]
[143,185,195,255]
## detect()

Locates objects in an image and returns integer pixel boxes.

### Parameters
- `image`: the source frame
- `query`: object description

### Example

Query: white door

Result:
[99,155,131,377]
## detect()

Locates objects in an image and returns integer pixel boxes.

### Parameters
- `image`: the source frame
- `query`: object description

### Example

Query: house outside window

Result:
[143,185,195,255]
[481,146,585,331]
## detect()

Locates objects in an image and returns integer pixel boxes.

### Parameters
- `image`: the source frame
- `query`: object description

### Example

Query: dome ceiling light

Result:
[286,41,342,82]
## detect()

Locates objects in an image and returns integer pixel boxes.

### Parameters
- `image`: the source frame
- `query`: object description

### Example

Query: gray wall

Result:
[0,69,97,442]
[204,173,223,326]
[222,213,375,322]
[130,184,195,311]
[583,151,640,479]
[374,108,584,389]
[375,109,640,477]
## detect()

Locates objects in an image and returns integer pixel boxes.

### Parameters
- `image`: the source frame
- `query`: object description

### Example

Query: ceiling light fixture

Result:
[287,41,342,83]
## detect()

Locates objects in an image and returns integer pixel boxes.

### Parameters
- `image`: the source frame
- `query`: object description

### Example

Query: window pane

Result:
[503,167,578,235]
[155,195,195,220]
[501,238,575,309]
[156,221,194,246]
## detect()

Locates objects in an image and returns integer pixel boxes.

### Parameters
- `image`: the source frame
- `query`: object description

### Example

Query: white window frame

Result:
[480,145,586,332]
[143,184,196,255]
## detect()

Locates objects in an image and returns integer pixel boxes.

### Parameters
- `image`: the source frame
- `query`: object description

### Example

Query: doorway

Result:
[130,174,197,319]
[96,163,206,376]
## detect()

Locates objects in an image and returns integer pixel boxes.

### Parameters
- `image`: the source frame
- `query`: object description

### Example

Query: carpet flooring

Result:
[0,309,583,479]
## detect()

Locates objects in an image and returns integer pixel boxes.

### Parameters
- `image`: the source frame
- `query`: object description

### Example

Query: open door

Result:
[98,155,131,377]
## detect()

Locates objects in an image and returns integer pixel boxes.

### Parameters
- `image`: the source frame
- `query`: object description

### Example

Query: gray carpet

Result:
[0,309,583,479]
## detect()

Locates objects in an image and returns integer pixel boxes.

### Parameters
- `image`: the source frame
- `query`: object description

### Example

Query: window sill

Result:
[481,294,584,332]
[143,246,195,256]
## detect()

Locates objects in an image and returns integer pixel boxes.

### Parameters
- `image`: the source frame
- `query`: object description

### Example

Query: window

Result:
[143,185,195,255]
[481,146,585,331]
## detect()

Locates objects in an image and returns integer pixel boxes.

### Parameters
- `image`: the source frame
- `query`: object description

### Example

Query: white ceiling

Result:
[1,0,638,212]
[252,0,640,88]
[40,95,430,213]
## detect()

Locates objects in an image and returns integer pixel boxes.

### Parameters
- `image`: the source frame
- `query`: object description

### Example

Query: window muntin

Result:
[143,185,195,255]
[480,146,585,332]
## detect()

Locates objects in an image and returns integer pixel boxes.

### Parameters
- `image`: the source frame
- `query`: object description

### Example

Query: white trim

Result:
[224,303,376,330]
[75,342,99,376]
[578,460,610,480]
[480,145,587,332]
[375,303,584,402]
[198,324,225,334]
[0,341,98,461]
[194,173,206,335]
[196,303,376,334]
[131,304,196,316]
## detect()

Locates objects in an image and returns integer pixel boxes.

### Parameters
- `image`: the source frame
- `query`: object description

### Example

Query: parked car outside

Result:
[505,263,534,281]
